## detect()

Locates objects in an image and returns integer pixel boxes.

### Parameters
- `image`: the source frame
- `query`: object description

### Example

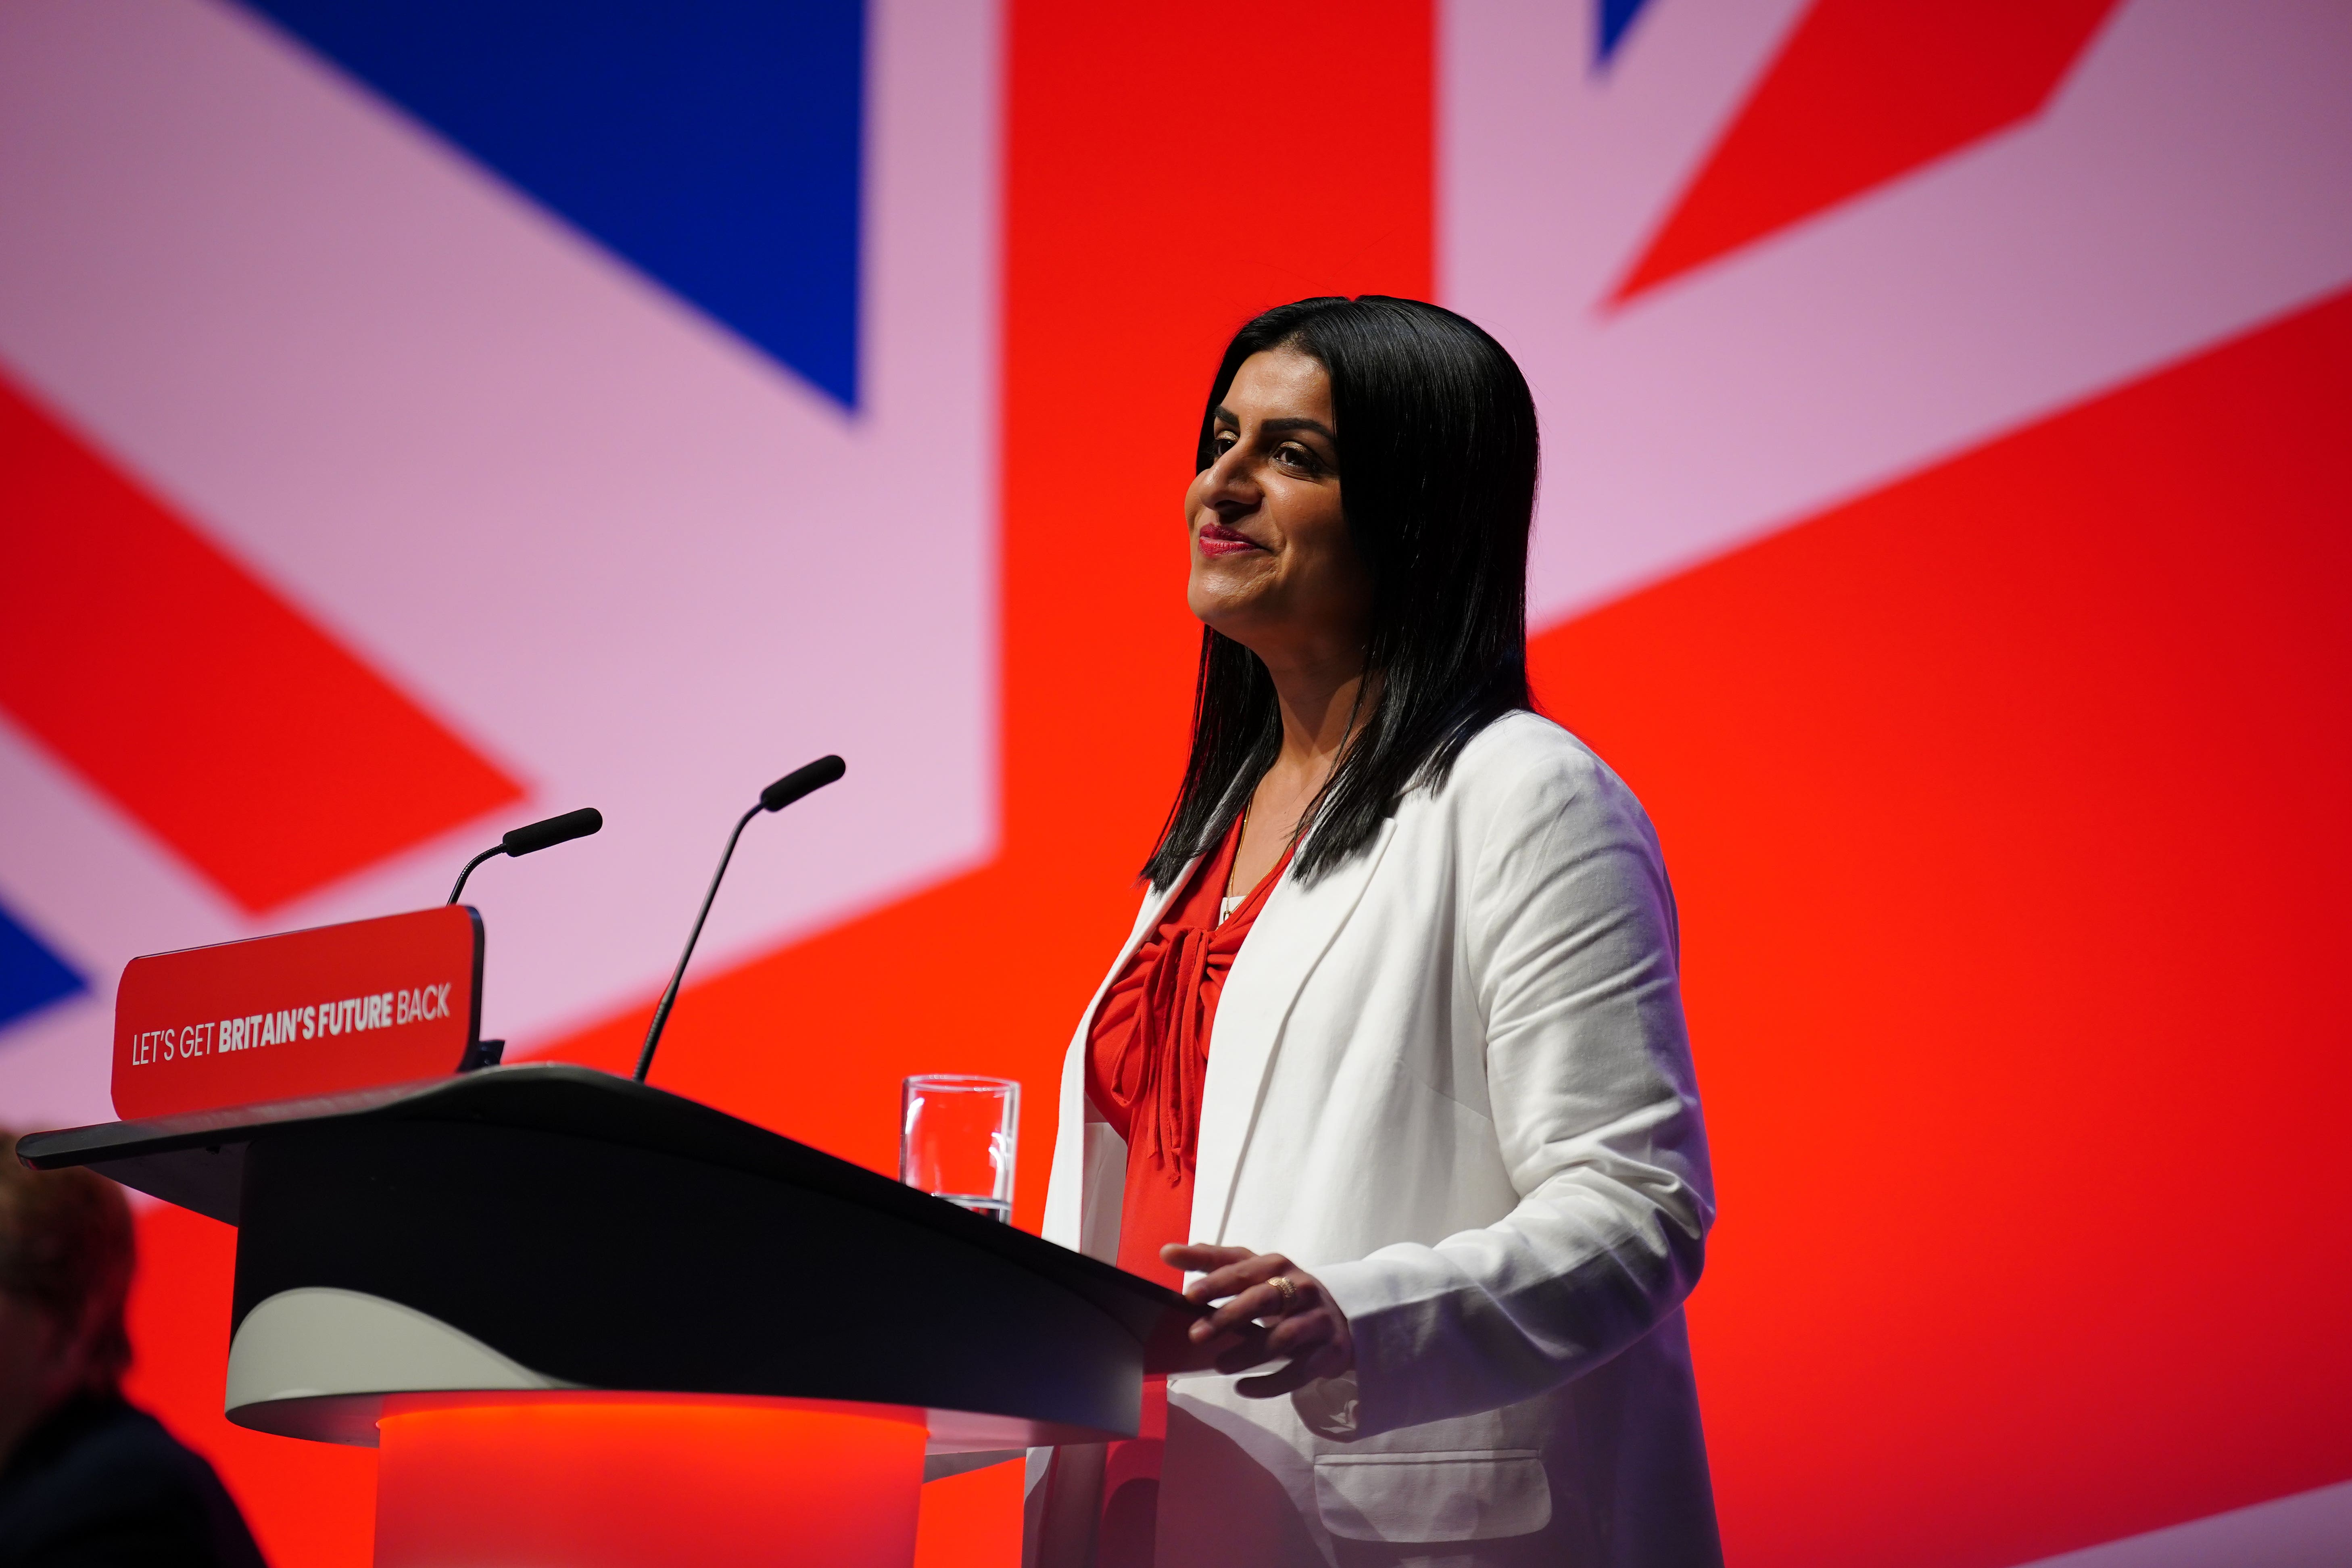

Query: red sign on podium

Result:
[113,906,483,1120]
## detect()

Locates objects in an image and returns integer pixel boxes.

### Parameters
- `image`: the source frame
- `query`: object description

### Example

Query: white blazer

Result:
[1027,712,1722,1567]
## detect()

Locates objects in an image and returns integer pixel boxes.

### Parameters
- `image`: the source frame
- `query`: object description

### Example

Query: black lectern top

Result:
[20,1065,1204,1448]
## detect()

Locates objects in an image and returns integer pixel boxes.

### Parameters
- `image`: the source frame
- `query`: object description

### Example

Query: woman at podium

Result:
[1030,297,1720,1567]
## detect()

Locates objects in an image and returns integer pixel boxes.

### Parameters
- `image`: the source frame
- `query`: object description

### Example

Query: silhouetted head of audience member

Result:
[0,1135,265,1567]
[0,1133,135,1470]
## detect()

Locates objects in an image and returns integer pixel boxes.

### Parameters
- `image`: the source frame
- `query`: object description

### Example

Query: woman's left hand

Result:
[1162,1244,1355,1398]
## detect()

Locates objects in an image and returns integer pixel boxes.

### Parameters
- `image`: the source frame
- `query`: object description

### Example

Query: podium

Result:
[19,1063,1193,1566]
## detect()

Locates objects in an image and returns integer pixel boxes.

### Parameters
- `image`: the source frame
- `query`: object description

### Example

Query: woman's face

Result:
[1184,349,1373,665]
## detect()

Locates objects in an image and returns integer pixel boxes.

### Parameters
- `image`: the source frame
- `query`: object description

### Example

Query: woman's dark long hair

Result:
[1142,296,1538,889]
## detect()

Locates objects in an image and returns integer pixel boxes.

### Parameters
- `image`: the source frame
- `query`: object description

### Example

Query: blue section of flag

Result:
[1598,0,1657,65]
[0,898,84,1034]
[240,0,866,408]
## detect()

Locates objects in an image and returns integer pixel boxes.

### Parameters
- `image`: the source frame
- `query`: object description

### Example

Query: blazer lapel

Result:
[1190,817,1397,1246]
[1043,863,1194,1250]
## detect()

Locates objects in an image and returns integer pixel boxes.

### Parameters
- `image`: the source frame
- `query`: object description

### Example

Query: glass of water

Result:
[900,1074,1019,1221]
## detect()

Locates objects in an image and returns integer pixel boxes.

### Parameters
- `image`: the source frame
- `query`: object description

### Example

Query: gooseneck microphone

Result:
[633,755,845,1084]
[447,807,605,904]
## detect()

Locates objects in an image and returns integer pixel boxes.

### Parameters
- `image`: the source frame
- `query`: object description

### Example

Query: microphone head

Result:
[501,806,605,858]
[760,755,846,813]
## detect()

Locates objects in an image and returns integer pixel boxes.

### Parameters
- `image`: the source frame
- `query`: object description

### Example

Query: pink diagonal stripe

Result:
[0,371,524,912]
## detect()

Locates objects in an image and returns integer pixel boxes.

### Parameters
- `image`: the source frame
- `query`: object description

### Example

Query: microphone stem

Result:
[635,802,763,1084]
[447,846,507,906]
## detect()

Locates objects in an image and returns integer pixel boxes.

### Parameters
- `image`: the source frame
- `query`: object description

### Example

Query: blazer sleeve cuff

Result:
[1312,1250,1496,1437]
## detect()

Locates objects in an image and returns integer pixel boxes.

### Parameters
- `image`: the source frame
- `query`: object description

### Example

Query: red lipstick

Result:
[1197,522,1258,557]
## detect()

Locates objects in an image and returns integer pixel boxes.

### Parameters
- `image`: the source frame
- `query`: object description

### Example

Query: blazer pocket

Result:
[1311,1449,1552,1544]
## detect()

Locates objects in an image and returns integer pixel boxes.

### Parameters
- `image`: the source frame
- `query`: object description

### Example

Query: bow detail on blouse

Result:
[1086,821,1296,1189]
[1115,918,1225,1181]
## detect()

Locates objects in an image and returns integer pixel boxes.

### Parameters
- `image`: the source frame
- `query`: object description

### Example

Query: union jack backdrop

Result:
[1,2,2346,1564]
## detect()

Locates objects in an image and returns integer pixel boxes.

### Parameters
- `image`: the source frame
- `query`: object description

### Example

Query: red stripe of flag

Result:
[0,371,524,912]
[1614,0,2123,302]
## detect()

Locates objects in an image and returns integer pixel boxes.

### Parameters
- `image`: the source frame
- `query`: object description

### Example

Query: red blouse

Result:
[1082,813,1296,1566]
[1085,813,1296,1287]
